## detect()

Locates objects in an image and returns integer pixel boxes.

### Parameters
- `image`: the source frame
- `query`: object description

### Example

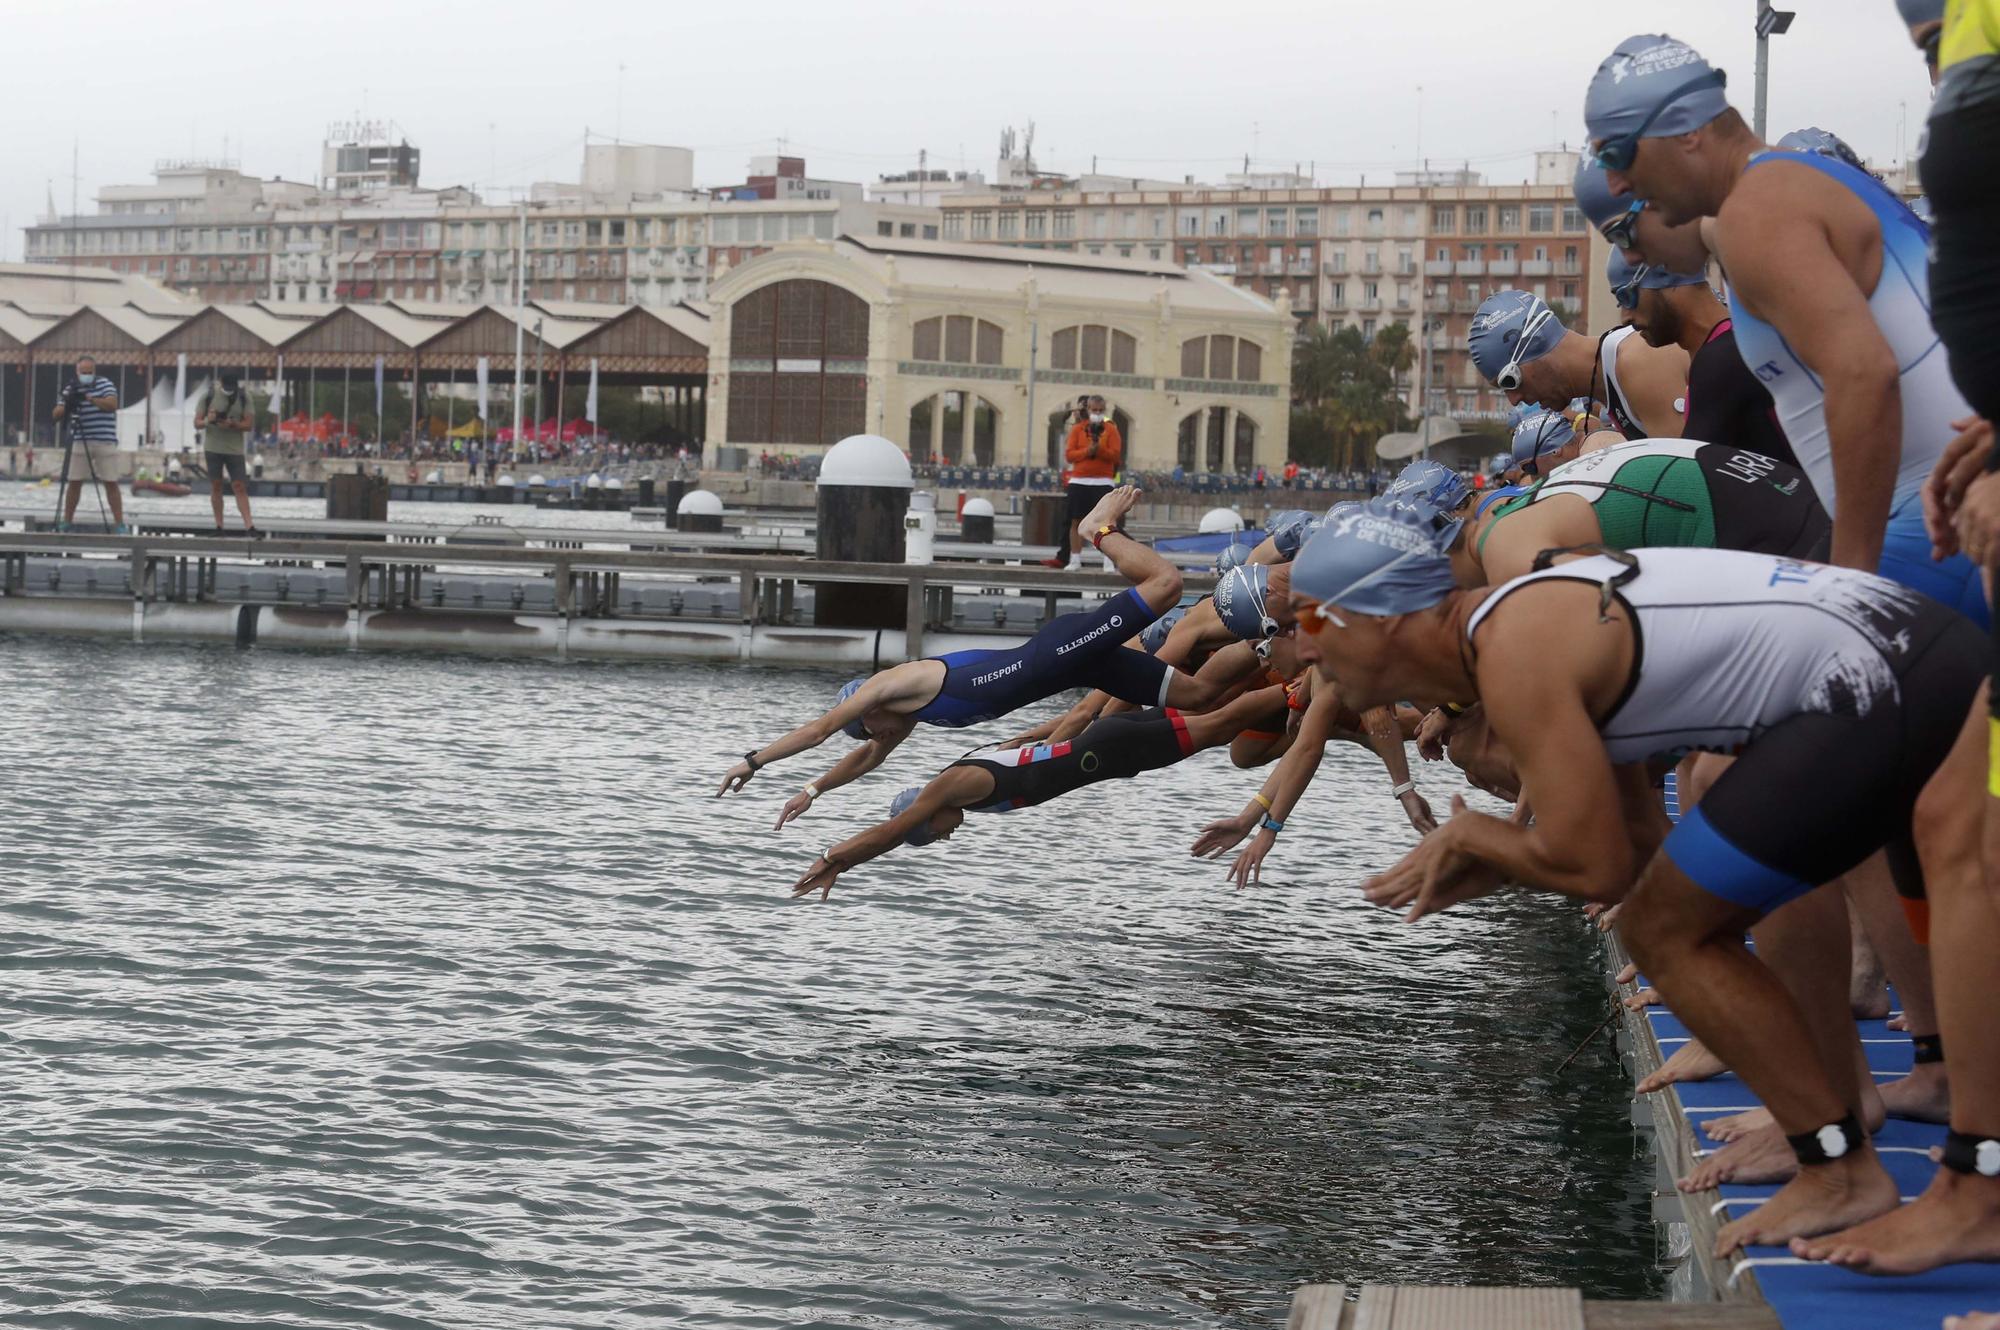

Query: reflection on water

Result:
[0,638,1656,1327]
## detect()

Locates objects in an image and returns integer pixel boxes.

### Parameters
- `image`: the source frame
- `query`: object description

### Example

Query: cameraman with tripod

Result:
[50,355,127,533]
[1059,393,1121,570]
[199,373,261,537]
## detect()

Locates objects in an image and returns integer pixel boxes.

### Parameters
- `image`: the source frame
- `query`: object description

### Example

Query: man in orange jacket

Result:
[1061,394,1122,569]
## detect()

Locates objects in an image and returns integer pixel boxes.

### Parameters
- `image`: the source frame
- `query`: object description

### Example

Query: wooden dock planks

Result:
[1284,1286,1780,1330]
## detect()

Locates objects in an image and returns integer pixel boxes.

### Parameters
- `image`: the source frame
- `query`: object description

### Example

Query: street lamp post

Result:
[1753,1,1798,140]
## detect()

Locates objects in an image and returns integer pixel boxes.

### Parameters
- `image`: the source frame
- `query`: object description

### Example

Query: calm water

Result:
[0,638,1657,1328]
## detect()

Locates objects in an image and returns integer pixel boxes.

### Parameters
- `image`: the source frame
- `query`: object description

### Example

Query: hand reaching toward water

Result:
[774,790,813,830]
[1190,812,1254,859]
[791,857,842,900]
[717,759,755,795]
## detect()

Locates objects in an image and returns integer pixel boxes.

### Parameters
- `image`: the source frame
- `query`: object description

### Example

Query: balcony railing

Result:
[1520,259,1553,277]
[1424,259,1453,276]
[1454,260,1485,276]
[1487,259,1519,277]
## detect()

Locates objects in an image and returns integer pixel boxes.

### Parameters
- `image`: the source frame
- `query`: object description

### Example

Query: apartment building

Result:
[935,153,1618,420]
[25,141,940,311]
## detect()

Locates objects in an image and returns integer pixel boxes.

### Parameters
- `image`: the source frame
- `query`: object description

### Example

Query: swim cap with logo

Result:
[1511,411,1577,469]
[1896,0,1944,25]
[1293,497,1460,617]
[889,786,940,847]
[1265,509,1319,560]
[1584,35,1730,146]
[1469,290,1565,383]
[1385,458,1472,514]
[836,678,869,741]
[1213,563,1276,640]
[1139,605,1187,654]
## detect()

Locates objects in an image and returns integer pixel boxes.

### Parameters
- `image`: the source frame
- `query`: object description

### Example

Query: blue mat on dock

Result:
[1633,999,2000,1323]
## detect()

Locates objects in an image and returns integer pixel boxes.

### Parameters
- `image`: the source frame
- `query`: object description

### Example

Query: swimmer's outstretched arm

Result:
[773,737,898,829]
[1197,682,1338,886]
[1046,691,1110,742]
[789,770,980,900]
[1362,704,1434,835]
[717,676,907,794]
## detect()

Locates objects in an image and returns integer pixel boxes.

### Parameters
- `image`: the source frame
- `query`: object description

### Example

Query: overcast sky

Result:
[2,0,1934,261]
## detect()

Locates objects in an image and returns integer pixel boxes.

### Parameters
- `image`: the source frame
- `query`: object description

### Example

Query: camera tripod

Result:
[51,401,115,533]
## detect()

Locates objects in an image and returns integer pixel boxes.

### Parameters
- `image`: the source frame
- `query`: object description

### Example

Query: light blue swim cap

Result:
[1385,458,1472,514]
[1140,605,1187,654]
[1511,412,1576,470]
[1263,509,1315,560]
[1573,158,1625,229]
[889,786,939,847]
[1469,290,1566,383]
[1777,126,1869,173]
[1213,562,1276,640]
[836,678,869,741]
[1608,249,1708,309]
[1294,497,1460,617]
[1584,35,1731,146]
[1214,541,1253,574]
[1897,0,1944,26]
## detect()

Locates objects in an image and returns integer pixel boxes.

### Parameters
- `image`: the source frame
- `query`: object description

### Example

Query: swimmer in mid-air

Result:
[719,485,1225,816]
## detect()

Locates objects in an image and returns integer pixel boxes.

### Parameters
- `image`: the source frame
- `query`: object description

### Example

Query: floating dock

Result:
[0,519,1216,667]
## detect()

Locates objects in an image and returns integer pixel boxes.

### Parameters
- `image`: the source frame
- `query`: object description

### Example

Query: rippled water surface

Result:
[0,638,1657,1327]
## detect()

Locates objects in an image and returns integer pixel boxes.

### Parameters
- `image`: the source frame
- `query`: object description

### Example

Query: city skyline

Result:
[6,0,1935,261]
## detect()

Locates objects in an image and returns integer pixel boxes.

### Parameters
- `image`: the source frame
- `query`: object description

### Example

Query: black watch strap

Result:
[743,749,762,772]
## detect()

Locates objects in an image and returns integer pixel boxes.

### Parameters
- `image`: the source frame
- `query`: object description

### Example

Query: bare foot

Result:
[1079,483,1142,535]
[1878,1063,1952,1125]
[1716,1151,1900,1255]
[1945,1314,2000,1330]
[1615,961,1639,985]
[1624,986,1660,1011]
[1702,1107,1775,1144]
[1888,1012,1910,1032]
[1637,1038,1727,1094]
[1791,1169,2000,1274]
[1597,902,1623,933]
[1681,1123,1802,1190]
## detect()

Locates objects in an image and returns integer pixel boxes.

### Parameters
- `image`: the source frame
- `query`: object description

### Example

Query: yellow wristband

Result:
[1251,792,1273,812]
[1987,716,2000,799]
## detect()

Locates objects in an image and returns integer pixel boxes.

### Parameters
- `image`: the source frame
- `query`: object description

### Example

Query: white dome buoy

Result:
[528,473,547,487]
[1199,507,1246,534]
[961,497,996,518]
[817,434,914,489]
[497,474,516,487]
[585,472,604,489]
[676,489,724,517]
[604,476,624,490]
[423,469,442,484]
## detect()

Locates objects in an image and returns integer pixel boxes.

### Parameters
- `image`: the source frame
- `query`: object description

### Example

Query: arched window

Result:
[728,278,868,445]
[1178,335,1265,382]
[1177,413,1199,470]
[1049,324,1137,374]
[911,391,1002,465]
[1205,405,1228,471]
[912,315,1003,365]
[1233,412,1258,472]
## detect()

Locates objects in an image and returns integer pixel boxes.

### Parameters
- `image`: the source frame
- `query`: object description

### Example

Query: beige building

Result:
[706,235,1293,474]
[934,153,1626,421]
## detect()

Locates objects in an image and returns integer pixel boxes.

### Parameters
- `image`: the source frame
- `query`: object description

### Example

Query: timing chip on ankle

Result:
[1941,1130,2000,1177]
[1911,1033,1944,1064]
[1786,1112,1865,1165]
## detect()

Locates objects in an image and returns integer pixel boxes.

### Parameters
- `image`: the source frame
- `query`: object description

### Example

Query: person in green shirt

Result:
[199,374,262,538]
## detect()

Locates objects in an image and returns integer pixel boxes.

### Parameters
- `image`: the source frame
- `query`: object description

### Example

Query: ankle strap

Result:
[1786,1112,1865,1165]
[1941,1130,2000,1177]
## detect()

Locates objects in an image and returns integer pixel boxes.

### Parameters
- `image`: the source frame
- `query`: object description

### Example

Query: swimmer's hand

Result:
[1362,797,1501,921]
[774,790,814,830]
[1190,813,1254,859]
[717,759,755,795]
[1226,827,1277,891]
[1923,415,1992,559]
[1415,707,1452,762]
[1958,469,2000,566]
[791,856,841,900]
[1399,787,1438,836]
